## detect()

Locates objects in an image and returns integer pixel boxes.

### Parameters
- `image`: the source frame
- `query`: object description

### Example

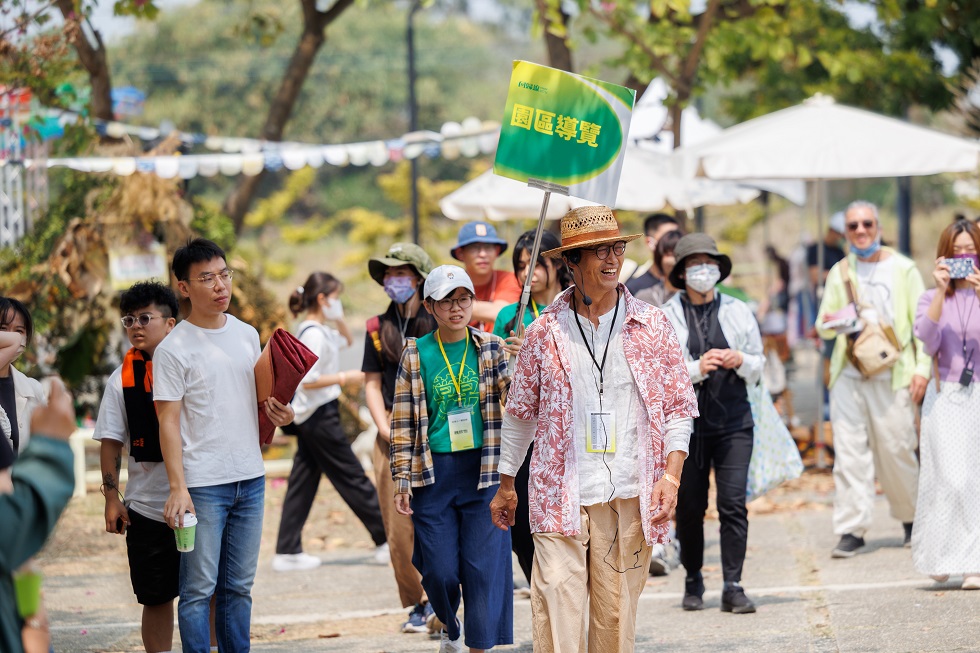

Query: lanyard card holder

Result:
[448,404,477,451]
[586,403,616,454]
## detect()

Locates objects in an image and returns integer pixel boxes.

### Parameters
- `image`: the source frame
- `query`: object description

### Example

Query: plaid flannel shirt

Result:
[389,329,511,495]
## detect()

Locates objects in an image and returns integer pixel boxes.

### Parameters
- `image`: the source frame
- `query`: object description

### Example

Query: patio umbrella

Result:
[675,93,980,467]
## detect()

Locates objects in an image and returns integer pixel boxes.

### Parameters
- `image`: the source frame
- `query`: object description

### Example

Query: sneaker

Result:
[831,534,865,558]
[930,574,949,583]
[721,584,756,614]
[373,542,390,565]
[401,602,431,634]
[438,619,464,653]
[649,543,670,576]
[962,575,980,590]
[682,573,704,611]
[903,522,913,548]
[271,552,321,572]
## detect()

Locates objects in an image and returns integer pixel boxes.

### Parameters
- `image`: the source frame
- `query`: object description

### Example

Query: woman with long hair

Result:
[912,219,980,589]
[0,297,49,653]
[361,243,439,633]
[271,273,389,572]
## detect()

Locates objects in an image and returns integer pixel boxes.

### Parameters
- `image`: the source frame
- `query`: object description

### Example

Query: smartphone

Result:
[115,517,125,533]
[947,257,976,280]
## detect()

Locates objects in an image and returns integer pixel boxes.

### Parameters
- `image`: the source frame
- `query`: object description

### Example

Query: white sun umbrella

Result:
[675,93,980,467]
[439,170,598,221]
[676,94,980,180]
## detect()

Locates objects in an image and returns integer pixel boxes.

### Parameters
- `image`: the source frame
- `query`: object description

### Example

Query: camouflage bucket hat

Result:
[368,242,435,286]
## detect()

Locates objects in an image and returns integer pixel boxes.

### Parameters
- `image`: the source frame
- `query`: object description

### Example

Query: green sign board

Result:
[494,61,635,207]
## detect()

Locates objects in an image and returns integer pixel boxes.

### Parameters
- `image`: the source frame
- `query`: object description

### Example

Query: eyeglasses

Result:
[121,314,165,329]
[434,295,474,311]
[187,269,234,288]
[585,241,627,260]
[846,220,875,232]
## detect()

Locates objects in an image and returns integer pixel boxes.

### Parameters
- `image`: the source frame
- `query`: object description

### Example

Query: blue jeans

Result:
[179,476,264,653]
[411,450,513,649]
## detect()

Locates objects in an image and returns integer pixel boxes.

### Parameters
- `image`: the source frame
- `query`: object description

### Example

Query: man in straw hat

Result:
[490,205,698,652]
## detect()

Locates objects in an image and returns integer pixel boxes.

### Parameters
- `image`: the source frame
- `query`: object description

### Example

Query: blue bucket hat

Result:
[451,221,509,260]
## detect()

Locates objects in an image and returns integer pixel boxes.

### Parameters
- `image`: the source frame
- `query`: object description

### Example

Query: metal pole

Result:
[514,191,552,334]
[814,180,827,469]
[407,1,421,245]
[896,176,911,255]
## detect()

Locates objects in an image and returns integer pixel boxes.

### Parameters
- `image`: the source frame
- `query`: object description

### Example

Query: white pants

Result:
[830,373,918,537]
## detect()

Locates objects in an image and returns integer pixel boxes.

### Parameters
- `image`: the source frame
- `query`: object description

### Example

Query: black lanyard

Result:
[571,288,621,398]
[953,290,977,367]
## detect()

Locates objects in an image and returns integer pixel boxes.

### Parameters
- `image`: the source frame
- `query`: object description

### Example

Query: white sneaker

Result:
[438,619,464,653]
[373,542,390,565]
[271,552,321,572]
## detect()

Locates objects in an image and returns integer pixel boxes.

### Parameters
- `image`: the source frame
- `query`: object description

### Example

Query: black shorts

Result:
[126,509,180,606]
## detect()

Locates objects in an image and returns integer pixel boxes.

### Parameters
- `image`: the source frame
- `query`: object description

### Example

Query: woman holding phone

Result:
[912,219,980,589]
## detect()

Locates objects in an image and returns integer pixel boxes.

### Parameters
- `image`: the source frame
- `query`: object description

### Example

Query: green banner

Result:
[493,61,634,207]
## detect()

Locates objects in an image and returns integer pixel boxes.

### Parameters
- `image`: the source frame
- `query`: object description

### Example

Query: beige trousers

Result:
[374,437,425,608]
[531,497,652,653]
[830,373,919,537]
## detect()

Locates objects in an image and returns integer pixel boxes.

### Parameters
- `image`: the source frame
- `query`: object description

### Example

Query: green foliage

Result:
[244,168,317,229]
[190,197,237,252]
[110,3,519,142]
[566,0,959,128]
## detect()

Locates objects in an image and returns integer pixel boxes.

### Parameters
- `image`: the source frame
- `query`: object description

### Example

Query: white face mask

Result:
[321,297,344,321]
[685,263,721,294]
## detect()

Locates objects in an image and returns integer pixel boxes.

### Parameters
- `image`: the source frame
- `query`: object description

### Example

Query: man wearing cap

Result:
[490,206,698,653]
[362,242,439,633]
[451,221,521,333]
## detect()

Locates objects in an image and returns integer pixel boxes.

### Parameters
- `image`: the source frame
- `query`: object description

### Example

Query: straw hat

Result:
[541,206,642,258]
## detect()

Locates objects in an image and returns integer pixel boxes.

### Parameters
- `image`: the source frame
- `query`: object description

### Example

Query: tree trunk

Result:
[536,1,573,72]
[55,0,113,122]
[224,0,355,233]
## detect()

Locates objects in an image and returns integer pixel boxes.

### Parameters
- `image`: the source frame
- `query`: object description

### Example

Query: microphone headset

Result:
[562,251,593,307]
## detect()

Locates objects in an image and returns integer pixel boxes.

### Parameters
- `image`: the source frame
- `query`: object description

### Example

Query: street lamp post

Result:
[407,0,422,245]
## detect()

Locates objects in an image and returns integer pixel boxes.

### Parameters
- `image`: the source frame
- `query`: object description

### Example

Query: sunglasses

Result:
[121,314,164,329]
[846,220,875,232]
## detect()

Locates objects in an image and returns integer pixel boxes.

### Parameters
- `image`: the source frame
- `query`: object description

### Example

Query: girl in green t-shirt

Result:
[492,230,572,357]
[391,265,513,651]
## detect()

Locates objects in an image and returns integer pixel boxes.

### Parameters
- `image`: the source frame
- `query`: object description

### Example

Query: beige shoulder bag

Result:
[840,258,901,378]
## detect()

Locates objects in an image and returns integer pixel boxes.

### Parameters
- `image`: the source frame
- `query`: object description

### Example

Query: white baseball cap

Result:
[424,265,475,301]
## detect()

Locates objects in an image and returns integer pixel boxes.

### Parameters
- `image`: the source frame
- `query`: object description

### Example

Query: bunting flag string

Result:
[2,114,501,179]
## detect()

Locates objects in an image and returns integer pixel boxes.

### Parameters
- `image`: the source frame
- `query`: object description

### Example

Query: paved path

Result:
[45,492,980,653]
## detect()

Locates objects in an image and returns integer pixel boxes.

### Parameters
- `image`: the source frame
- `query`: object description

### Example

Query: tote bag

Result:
[746,381,804,501]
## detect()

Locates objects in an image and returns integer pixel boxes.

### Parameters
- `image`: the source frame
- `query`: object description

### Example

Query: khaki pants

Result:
[531,497,652,653]
[830,373,918,537]
[374,437,424,608]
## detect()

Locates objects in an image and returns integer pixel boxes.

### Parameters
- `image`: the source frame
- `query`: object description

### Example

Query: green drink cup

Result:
[174,512,198,552]
[13,568,42,618]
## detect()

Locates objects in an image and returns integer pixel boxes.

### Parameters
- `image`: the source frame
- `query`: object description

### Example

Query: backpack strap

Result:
[366,315,383,354]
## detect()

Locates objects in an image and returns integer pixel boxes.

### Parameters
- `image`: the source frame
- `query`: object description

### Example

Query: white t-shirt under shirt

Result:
[843,255,896,379]
[92,366,169,523]
[291,320,342,425]
[152,315,265,488]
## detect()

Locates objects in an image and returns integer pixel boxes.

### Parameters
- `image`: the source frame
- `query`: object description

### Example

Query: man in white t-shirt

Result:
[154,239,294,653]
[816,201,930,560]
[94,281,181,653]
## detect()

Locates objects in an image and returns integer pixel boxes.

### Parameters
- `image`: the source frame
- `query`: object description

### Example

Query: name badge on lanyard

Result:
[448,405,477,451]
[438,329,477,452]
[586,403,617,453]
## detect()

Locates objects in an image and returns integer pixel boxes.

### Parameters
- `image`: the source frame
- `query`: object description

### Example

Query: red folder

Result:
[254,328,319,444]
